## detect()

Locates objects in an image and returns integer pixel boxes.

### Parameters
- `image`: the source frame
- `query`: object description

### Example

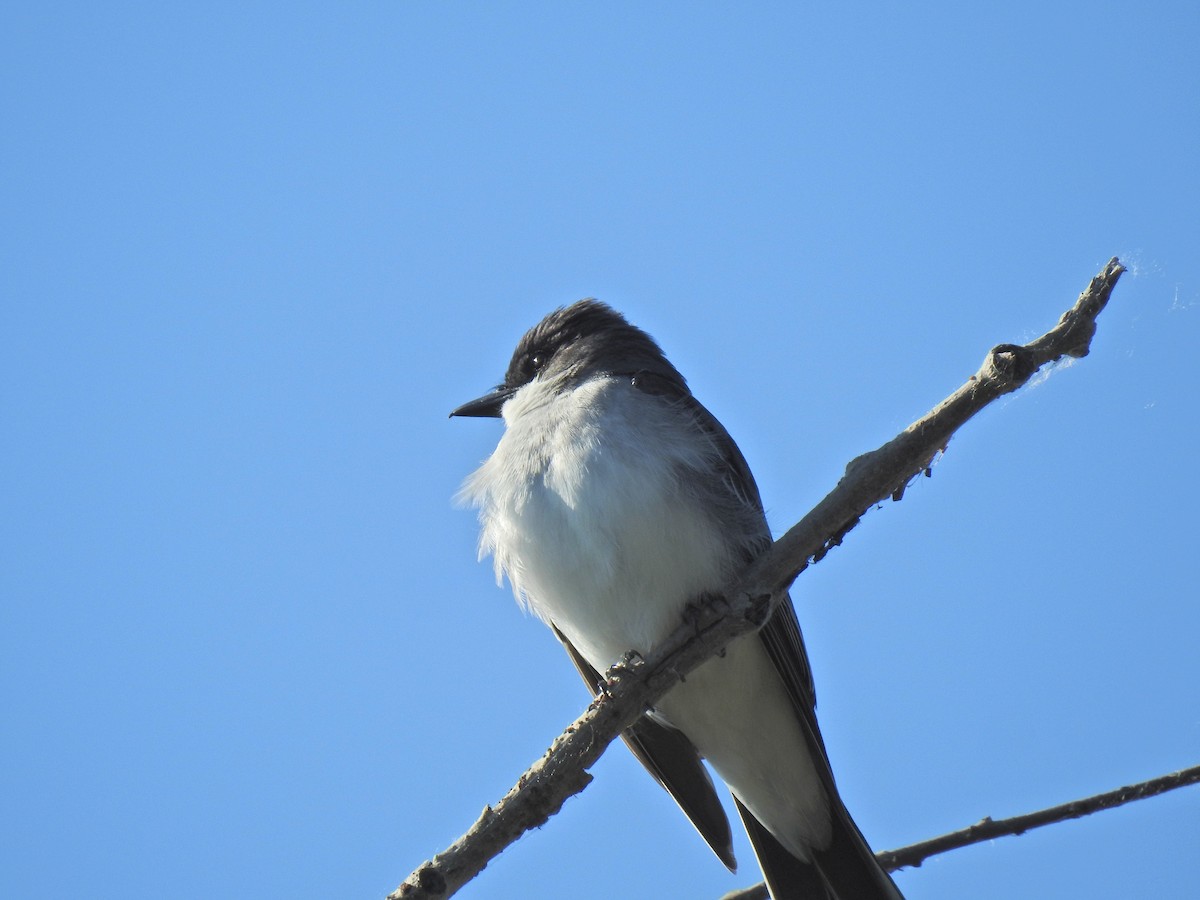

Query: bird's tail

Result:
[735,797,903,900]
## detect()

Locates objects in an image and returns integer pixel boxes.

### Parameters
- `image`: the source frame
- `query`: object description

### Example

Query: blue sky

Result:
[3,4,1198,899]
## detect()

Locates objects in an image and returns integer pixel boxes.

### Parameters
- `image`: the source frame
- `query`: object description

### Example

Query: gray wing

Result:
[633,372,904,898]
[551,625,737,870]
[631,370,819,705]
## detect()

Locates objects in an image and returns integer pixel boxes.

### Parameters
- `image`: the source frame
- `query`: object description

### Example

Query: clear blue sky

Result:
[3,4,1198,899]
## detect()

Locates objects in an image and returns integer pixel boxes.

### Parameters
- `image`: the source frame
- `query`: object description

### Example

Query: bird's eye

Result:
[530,354,545,371]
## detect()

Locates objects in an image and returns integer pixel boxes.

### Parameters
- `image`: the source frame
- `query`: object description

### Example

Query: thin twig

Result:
[393,259,1126,899]
[878,763,1200,872]
[719,763,1200,900]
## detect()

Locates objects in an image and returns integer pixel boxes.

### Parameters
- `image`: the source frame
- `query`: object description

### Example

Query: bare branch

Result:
[719,763,1200,900]
[877,763,1200,872]
[718,881,771,900]
[393,259,1126,899]
[738,256,1125,598]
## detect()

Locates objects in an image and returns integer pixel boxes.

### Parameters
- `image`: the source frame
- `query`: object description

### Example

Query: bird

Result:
[451,299,902,899]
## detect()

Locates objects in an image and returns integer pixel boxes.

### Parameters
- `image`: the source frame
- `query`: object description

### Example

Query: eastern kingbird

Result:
[452,300,902,900]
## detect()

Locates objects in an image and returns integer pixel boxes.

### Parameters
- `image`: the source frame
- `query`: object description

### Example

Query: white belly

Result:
[463,377,733,663]
[657,640,831,859]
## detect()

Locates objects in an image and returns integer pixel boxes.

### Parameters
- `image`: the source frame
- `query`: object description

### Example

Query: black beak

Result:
[449,385,517,418]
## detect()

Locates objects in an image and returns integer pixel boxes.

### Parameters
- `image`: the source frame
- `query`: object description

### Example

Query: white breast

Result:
[460,375,735,670]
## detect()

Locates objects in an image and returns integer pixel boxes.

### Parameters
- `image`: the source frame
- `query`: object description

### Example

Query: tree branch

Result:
[879,762,1200,871]
[719,763,1200,900]
[393,258,1126,899]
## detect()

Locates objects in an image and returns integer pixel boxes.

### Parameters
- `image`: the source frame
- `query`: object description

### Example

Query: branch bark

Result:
[394,259,1126,899]
[719,763,1200,900]
[878,762,1200,871]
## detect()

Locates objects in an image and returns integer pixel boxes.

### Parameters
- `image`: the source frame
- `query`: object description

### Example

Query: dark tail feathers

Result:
[735,798,903,900]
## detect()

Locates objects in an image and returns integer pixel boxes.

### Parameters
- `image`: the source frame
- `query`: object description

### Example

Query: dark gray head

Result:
[450,299,687,418]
